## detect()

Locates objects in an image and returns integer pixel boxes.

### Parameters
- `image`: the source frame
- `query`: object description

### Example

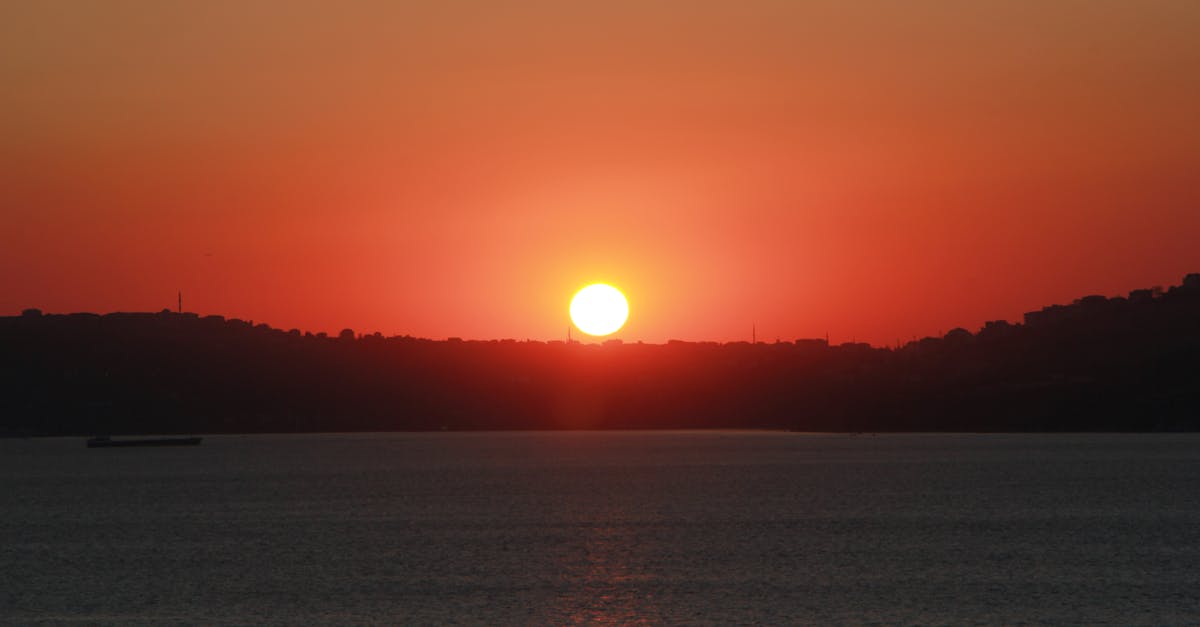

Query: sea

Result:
[2,432,1199,625]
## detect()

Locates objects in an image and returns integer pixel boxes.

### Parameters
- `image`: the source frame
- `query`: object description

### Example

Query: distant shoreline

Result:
[8,428,1200,440]
[4,274,1199,435]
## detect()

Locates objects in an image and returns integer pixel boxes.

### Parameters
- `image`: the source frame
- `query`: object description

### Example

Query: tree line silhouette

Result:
[3,274,1199,436]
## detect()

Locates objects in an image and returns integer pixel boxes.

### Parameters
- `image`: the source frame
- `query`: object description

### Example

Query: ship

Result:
[86,436,203,448]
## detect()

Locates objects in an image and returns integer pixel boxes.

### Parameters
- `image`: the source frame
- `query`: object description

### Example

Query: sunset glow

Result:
[2,2,1199,343]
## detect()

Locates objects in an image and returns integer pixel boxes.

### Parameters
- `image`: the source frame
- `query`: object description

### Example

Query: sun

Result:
[570,284,629,337]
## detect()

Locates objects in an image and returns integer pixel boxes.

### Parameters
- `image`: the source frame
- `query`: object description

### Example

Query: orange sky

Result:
[3,1,1199,344]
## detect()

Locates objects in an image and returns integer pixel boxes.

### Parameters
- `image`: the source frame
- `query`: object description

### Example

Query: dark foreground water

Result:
[2,432,1199,624]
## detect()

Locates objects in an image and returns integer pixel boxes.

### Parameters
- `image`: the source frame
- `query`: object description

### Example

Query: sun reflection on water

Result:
[553,523,662,625]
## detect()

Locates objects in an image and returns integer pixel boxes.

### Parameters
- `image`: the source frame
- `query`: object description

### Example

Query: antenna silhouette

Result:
[177,291,182,314]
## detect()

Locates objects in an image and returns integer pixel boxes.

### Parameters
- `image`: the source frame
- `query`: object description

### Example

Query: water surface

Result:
[3,432,1199,624]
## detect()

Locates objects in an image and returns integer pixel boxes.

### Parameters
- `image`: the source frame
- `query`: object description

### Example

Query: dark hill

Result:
[3,275,1199,435]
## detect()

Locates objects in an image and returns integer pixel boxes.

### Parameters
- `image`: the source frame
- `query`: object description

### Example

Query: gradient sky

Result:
[3,1,1199,344]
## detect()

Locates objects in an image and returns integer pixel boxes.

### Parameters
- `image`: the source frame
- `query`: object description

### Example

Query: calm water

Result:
[2,432,1199,624]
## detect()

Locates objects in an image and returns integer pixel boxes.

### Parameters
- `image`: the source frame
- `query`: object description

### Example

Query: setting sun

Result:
[569,284,629,337]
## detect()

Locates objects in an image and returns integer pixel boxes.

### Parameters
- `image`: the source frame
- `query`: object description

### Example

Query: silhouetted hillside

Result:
[3,275,1200,435]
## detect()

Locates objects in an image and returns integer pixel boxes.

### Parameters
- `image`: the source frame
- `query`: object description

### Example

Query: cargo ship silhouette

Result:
[86,436,202,448]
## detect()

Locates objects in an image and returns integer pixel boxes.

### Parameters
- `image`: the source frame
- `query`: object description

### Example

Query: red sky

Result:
[3,1,1199,344]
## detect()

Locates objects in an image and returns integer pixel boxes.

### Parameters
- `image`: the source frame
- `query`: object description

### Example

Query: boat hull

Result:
[87,437,202,448]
